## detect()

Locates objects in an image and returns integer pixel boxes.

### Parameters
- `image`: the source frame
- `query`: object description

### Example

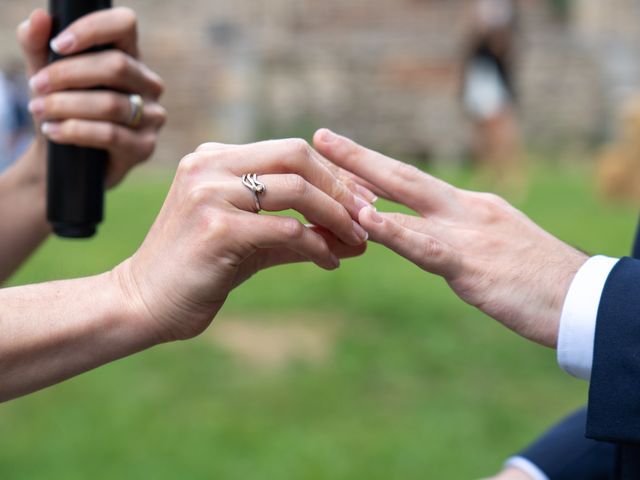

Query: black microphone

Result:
[47,0,112,238]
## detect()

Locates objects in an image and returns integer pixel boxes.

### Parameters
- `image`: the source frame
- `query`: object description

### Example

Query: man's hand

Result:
[314,129,587,348]
[18,7,166,188]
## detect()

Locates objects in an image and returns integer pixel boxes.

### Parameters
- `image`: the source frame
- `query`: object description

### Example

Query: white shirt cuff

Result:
[557,255,620,381]
[504,456,549,480]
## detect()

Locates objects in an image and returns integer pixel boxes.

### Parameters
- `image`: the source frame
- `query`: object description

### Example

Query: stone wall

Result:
[0,0,637,164]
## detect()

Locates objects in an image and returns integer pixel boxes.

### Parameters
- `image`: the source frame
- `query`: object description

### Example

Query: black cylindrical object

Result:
[47,0,112,238]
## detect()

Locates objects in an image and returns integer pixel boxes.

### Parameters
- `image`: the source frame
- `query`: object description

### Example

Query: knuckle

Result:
[46,64,65,86]
[393,162,422,182]
[283,174,308,196]
[341,177,357,193]
[482,192,509,207]
[280,218,305,239]
[419,237,442,260]
[337,206,352,226]
[195,142,215,153]
[104,94,124,118]
[283,138,311,167]
[475,193,509,223]
[186,184,214,210]
[101,123,119,144]
[329,179,349,203]
[333,205,353,230]
[139,134,157,159]
[177,153,203,177]
[61,119,81,138]
[45,94,63,113]
[388,223,406,243]
[154,77,166,98]
[116,7,138,30]
[205,211,232,240]
[108,52,131,76]
[155,106,168,127]
[315,236,332,256]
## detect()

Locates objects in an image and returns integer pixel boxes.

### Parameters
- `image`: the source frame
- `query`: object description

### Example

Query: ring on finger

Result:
[128,94,144,128]
[242,173,267,213]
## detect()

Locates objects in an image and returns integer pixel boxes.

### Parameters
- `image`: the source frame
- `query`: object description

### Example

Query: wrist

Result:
[543,250,589,348]
[13,138,47,188]
[8,140,50,235]
[109,259,169,347]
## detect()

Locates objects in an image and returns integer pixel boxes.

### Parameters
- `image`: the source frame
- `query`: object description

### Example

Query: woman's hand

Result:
[313,129,587,348]
[18,7,166,188]
[114,139,370,342]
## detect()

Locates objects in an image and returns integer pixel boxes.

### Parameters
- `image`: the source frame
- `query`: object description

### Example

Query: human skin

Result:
[484,467,534,480]
[0,8,166,282]
[313,128,588,348]
[0,138,370,402]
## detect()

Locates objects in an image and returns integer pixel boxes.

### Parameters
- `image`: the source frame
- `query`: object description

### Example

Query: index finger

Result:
[313,128,457,215]
[50,7,139,58]
[17,9,52,76]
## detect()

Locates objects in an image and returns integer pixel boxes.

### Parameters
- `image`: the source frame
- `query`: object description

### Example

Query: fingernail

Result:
[320,128,337,143]
[28,98,45,116]
[50,31,76,54]
[352,221,369,243]
[18,19,30,31]
[365,206,384,224]
[29,72,48,93]
[329,254,341,269]
[355,184,378,203]
[41,122,60,137]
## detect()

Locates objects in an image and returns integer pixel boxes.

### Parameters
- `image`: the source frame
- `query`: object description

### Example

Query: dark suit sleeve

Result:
[587,257,640,443]
[517,407,616,480]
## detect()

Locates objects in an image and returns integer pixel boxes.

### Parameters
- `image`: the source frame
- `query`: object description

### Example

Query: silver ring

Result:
[128,94,144,128]
[241,173,267,212]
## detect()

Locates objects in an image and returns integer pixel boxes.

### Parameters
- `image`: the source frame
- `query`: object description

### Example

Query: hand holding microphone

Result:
[18,5,166,237]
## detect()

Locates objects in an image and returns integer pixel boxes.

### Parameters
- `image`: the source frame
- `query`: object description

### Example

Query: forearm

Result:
[0,140,51,282]
[0,270,159,402]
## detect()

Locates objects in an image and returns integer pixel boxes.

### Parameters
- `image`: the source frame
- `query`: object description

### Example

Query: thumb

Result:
[17,9,52,77]
[358,207,455,277]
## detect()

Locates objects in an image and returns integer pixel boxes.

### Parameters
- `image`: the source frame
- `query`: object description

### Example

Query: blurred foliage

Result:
[1,161,637,479]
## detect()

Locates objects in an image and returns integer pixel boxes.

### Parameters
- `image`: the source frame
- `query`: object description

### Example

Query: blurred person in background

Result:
[0,64,15,171]
[6,59,34,165]
[462,0,523,189]
[597,96,640,204]
[0,60,34,173]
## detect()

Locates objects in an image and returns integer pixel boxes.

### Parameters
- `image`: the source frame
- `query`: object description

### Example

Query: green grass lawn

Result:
[1,162,637,479]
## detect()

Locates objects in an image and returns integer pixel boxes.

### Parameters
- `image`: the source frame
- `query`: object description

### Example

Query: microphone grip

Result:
[47,0,112,238]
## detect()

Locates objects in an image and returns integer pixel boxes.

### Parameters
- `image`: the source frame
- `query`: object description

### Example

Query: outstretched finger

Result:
[313,128,457,215]
[312,149,379,203]
[358,207,460,277]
